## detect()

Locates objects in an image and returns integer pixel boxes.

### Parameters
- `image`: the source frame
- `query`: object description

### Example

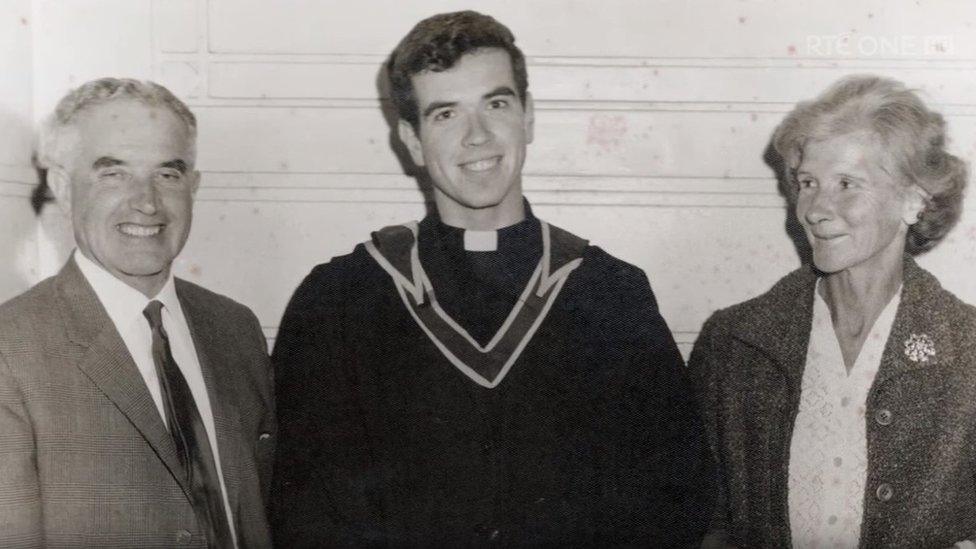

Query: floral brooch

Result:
[904,333,936,363]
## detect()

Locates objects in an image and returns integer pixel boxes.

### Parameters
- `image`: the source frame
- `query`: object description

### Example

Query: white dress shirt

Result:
[788,280,901,549]
[75,251,238,547]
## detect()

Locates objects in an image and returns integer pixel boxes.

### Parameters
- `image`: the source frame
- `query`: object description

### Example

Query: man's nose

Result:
[462,113,491,147]
[130,176,159,215]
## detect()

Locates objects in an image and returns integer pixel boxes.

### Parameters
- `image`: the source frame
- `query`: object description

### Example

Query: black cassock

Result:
[271,206,714,548]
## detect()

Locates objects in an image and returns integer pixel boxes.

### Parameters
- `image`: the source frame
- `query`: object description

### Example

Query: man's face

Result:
[399,48,534,228]
[51,99,199,297]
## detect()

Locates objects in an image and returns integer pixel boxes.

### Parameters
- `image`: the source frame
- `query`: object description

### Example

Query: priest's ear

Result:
[398,119,426,168]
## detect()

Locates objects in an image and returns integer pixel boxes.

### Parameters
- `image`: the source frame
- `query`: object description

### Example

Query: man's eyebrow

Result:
[483,86,516,100]
[91,157,124,170]
[420,87,518,119]
[422,100,457,119]
[160,159,188,174]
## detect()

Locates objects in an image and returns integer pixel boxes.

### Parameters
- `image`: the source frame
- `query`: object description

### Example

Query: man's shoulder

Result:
[174,279,269,361]
[0,275,61,334]
[283,242,391,314]
[547,230,663,328]
[299,243,382,289]
[579,243,646,281]
[309,242,379,278]
[561,237,653,301]
[174,278,259,322]
[0,275,71,368]
[540,221,645,279]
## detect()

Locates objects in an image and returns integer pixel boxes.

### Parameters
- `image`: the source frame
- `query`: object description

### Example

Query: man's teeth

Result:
[119,224,162,237]
[462,157,500,172]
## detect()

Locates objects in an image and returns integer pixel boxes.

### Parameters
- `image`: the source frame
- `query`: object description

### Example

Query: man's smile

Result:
[117,223,164,237]
[459,156,501,172]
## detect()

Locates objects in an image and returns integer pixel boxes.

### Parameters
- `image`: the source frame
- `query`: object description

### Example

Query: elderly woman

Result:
[690,75,973,548]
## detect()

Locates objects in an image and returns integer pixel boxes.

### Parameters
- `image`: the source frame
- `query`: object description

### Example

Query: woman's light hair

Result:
[772,75,968,254]
[38,78,197,169]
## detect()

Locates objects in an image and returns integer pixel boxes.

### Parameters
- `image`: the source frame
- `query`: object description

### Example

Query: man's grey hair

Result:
[38,77,197,169]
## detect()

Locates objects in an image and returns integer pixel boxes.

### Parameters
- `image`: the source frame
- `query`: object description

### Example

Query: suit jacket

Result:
[690,257,976,548]
[0,258,275,548]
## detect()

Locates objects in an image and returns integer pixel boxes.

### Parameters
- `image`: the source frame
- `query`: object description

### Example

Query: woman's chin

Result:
[811,255,845,275]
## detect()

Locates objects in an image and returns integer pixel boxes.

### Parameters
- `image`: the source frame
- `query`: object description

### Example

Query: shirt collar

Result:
[74,249,180,327]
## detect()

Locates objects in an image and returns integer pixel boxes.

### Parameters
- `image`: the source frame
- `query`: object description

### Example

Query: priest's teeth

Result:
[462,157,500,172]
[119,224,162,237]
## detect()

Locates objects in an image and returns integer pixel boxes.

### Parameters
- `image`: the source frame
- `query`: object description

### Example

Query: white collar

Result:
[73,249,180,325]
[462,230,499,251]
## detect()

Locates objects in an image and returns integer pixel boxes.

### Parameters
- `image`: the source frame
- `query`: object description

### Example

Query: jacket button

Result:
[876,483,894,501]
[875,409,893,426]
[175,529,192,544]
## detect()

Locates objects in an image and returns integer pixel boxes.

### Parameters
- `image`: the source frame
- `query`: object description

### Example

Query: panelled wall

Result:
[17,0,976,356]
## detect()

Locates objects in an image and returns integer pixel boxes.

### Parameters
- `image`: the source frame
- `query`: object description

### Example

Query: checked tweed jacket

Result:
[0,258,276,548]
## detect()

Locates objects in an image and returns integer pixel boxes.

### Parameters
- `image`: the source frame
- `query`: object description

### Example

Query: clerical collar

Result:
[421,202,540,253]
[463,230,497,252]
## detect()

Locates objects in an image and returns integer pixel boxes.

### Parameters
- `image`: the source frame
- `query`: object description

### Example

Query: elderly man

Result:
[272,11,713,547]
[0,78,274,548]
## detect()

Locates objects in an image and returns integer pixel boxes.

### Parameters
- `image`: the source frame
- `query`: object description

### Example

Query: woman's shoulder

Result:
[905,261,976,347]
[702,265,816,336]
[906,262,976,314]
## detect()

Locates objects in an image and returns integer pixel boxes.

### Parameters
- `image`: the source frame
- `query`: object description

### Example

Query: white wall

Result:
[16,0,976,356]
[0,0,38,304]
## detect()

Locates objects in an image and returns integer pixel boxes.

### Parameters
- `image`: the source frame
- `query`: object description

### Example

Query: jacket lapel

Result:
[55,259,191,499]
[874,258,956,390]
[177,281,243,519]
[729,266,818,394]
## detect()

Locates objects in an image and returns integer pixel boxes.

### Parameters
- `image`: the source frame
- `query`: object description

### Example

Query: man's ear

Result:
[188,169,201,196]
[523,91,535,144]
[47,167,73,215]
[397,119,425,167]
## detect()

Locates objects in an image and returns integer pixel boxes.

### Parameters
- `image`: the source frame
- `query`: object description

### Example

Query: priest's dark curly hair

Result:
[387,10,528,130]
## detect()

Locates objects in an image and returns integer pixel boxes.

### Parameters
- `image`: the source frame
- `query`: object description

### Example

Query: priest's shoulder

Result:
[575,241,660,298]
[289,236,396,300]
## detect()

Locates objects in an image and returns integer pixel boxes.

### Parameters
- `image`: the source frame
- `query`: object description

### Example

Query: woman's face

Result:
[795,131,922,276]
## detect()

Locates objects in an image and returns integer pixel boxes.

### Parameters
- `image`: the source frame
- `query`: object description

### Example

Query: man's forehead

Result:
[66,102,196,165]
[74,99,182,130]
[411,48,517,100]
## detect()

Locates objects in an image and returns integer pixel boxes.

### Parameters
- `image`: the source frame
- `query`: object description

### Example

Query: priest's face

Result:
[399,48,534,228]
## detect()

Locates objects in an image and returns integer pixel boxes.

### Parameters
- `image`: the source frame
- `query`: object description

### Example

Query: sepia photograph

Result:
[1,1,975,547]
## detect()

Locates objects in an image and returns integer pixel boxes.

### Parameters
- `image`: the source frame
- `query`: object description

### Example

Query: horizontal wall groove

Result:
[192,196,791,209]
[171,53,976,67]
[185,100,976,115]
[201,185,781,196]
[199,170,776,180]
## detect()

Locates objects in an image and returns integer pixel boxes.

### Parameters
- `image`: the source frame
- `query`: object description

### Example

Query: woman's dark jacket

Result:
[689,258,976,548]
